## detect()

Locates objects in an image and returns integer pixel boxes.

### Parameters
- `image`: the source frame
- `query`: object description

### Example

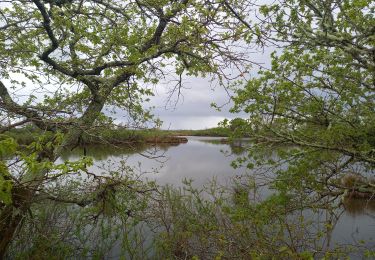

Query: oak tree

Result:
[0,0,247,255]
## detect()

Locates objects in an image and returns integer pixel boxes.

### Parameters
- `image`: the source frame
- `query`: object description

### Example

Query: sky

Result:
[109,57,271,130]
[107,75,237,130]
[148,77,236,130]
[136,50,273,130]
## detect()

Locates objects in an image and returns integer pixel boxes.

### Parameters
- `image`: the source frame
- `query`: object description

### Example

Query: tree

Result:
[228,117,246,131]
[0,0,247,256]
[228,0,375,200]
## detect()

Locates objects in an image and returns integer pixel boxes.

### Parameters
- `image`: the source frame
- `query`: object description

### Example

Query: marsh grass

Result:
[166,127,231,137]
[5,127,229,146]
[5,127,185,145]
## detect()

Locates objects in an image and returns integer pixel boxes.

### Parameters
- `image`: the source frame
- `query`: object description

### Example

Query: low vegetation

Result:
[6,164,375,259]
[5,126,230,146]
[166,127,231,137]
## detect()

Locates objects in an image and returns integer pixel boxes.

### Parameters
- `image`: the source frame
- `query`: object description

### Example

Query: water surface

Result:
[61,136,375,257]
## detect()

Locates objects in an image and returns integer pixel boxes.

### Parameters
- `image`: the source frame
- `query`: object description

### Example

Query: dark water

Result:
[60,136,375,257]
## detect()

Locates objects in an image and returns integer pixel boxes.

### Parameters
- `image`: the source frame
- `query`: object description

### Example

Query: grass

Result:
[80,128,188,145]
[165,127,231,137]
[3,126,231,146]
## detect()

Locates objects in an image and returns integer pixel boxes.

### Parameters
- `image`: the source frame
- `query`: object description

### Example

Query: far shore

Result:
[4,127,231,146]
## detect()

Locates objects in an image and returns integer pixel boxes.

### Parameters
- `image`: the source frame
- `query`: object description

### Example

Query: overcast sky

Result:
[149,77,235,130]
[141,49,273,130]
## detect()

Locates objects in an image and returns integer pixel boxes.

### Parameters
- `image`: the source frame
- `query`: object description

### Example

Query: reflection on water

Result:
[60,136,375,256]
[61,136,247,187]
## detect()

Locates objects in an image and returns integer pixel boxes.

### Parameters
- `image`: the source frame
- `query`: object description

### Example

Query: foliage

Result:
[6,161,157,259]
[150,180,371,259]
[0,0,247,256]
[7,171,374,259]
[228,117,247,132]
[227,0,375,199]
[0,136,17,205]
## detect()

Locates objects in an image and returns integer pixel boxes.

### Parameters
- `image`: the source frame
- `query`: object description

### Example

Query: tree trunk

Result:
[0,187,33,257]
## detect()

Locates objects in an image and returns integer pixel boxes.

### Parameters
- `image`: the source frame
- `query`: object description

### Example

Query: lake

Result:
[61,136,375,258]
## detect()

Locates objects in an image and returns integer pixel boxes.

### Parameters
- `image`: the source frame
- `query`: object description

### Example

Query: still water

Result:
[61,136,245,187]
[61,136,375,258]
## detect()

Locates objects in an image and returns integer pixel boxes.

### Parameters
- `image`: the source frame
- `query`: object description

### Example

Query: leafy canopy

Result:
[229,0,374,196]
